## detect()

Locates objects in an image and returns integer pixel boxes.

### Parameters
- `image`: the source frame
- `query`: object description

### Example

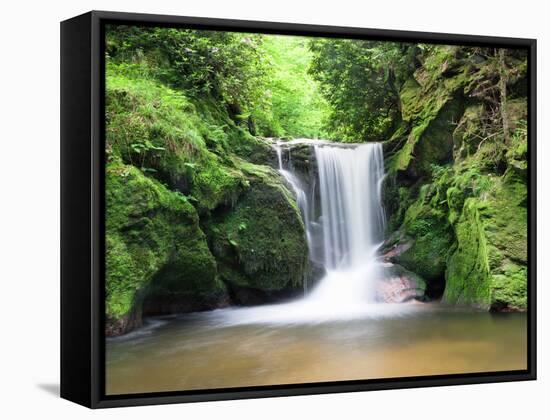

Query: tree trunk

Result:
[498,48,510,145]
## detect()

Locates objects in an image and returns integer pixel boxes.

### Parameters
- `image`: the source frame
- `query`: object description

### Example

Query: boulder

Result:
[105,160,227,336]
[205,162,310,303]
[375,263,427,303]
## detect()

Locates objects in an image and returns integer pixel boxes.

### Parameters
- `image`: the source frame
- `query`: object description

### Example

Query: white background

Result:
[0,0,547,418]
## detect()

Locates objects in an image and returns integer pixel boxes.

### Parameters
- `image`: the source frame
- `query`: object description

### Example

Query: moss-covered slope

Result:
[105,63,309,335]
[382,46,528,311]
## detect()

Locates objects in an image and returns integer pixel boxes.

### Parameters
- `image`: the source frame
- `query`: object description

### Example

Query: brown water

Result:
[105,304,527,395]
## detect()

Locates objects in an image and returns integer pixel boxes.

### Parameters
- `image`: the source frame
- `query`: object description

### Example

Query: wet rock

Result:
[375,263,427,303]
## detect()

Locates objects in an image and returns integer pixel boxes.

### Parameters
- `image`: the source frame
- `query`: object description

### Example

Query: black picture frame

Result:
[60,10,537,409]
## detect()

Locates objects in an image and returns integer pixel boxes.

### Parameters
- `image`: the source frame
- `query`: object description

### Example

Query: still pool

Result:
[106,303,527,395]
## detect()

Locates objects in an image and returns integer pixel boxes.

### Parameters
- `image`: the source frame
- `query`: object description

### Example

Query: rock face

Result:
[205,162,310,304]
[105,73,311,335]
[105,157,311,334]
[381,46,528,311]
[105,160,227,336]
[443,172,527,310]
[382,185,455,298]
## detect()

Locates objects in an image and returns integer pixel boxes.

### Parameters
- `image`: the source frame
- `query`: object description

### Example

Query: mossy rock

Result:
[399,77,423,123]
[387,94,464,179]
[105,160,226,335]
[443,198,491,308]
[393,224,453,282]
[206,163,309,294]
[452,104,485,160]
[443,173,527,310]
[383,47,528,312]
[389,186,453,292]
[387,46,474,180]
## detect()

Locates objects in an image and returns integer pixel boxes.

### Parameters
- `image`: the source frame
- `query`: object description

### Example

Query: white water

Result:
[276,144,312,251]
[212,140,402,325]
[308,143,386,305]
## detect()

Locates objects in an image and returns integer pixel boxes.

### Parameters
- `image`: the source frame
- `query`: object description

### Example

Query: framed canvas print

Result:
[60,11,536,408]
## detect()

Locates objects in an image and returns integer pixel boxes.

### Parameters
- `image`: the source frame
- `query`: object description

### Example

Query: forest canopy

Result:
[106,26,418,142]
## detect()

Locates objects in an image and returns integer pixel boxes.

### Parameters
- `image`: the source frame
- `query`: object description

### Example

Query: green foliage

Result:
[394,185,454,281]
[309,39,416,141]
[106,26,331,139]
[258,35,330,138]
[106,62,261,212]
[507,119,528,162]
[106,25,271,126]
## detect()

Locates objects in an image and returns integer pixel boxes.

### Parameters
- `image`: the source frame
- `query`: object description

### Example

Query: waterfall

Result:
[217,140,404,325]
[275,143,312,247]
[305,143,386,305]
[275,140,386,306]
[316,144,386,269]
[275,142,313,293]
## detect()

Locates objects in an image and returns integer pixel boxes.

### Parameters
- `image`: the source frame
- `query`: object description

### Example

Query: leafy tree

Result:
[258,35,330,138]
[309,39,416,141]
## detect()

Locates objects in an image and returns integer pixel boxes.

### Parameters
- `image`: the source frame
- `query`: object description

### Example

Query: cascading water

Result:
[316,144,385,270]
[212,140,411,325]
[305,143,386,306]
[275,143,312,251]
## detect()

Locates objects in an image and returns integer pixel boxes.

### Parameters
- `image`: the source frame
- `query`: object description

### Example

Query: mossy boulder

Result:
[205,161,309,301]
[443,172,527,310]
[105,160,226,336]
[393,216,453,283]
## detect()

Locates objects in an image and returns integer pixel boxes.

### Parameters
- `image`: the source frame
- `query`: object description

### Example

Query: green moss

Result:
[443,198,491,307]
[394,187,454,282]
[386,135,415,174]
[189,154,247,212]
[452,104,485,160]
[206,164,308,291]
[443,171,527,309]
[491,265,527,310]
[399,77,422,122]
[105,159,223,329]
[384,47,528,311]
[106,62,262,212]
[483,173,527,266]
